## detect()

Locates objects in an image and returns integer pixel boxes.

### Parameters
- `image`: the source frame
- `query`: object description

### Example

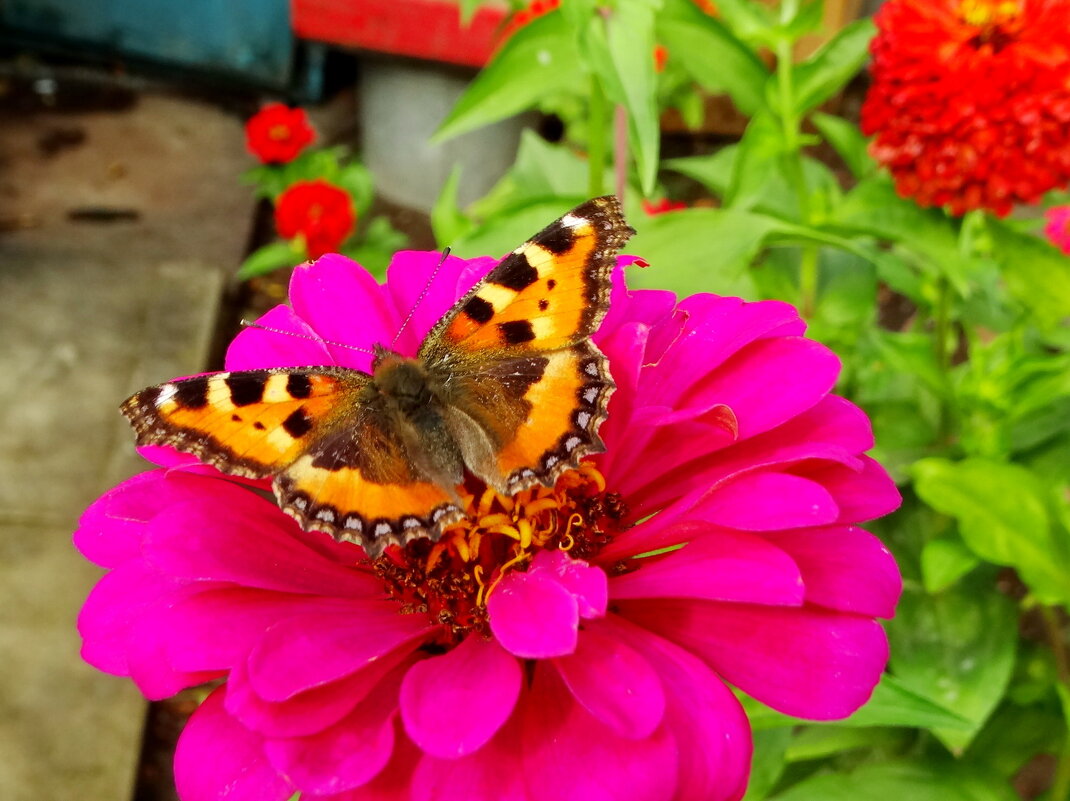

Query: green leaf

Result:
[469,131,591,219]
[966,702,1070,780]
[701,0,774,42]
[831,176,968,290]
[627,207,787,296]
[870,331,948,398]
[779,0,825,39]
[663,147,737,197]
[435,11,582,141]
[840,673,973,731]
[237,241,302,280]
[784,726,902,762]
[595,0,661,194]
[735,672,973,732]
[656,0,771,115]
[791,19,876,115]
[771,760,1018,801]
[985,216,1070,329]
[742,728,792,801]
[333,161,375,219]
[431,166,473,248]
[913,457,1070,603]
[725,112,784,211]
[921,538,981,593]
[887,577,1018,752]
[810,110,874,179]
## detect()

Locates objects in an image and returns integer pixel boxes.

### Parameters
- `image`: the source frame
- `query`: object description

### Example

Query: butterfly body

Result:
[122,196,634,555]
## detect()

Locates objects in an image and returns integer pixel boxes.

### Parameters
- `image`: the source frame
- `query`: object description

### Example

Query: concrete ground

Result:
[0,74,256,801]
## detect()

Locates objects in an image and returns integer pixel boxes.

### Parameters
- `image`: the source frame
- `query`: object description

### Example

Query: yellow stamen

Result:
[958,0,1021,27]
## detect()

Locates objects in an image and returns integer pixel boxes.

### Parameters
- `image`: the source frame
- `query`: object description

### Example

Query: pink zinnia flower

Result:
[76,250,902,801]
[1044,205,1070,254]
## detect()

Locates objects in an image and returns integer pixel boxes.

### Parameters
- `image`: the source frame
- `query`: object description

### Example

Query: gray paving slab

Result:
[0,89,251,801]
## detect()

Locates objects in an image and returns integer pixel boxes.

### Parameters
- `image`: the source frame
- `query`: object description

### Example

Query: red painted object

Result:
[291,0,509,67]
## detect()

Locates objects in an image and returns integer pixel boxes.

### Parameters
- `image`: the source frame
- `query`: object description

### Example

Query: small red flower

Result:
[643,197,688,216]
[245,103,316,165]
[274,180,355,258]
[861,0,1070,217]
[499,0,560,41]
[654,44,669,73]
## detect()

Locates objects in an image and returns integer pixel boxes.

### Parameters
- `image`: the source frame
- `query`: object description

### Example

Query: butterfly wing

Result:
[420,195,631,492]
[121,368,461,556]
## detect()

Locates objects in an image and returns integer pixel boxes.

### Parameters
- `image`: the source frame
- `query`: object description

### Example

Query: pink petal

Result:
[73,470,233,568]
[385,251,495,356]
[696,472,840,531]
[521,662,678,801]
[145,498,379,597]
[315,729,422,801]
[764,526,902,618]
[263,665,402,795]
[174,687,294,801]
[805,457,902,523]
[622,599,888,720]
[609,530,804,606]
[78,564,151,676]
[553,621,666,739]
[246,603,434,701]
[609,616,752,801]
[164,588,364,673]
[680,336,839,440]
[487,569,579,658]
[226,645,413,738]
[226,303,333,370]
[528,549,607,618]
[411,714,527,801]
[400,635,521,758]
[288,254,396,370]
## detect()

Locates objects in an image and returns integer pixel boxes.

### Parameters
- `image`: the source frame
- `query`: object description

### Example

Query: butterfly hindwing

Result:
[419,195,631,492]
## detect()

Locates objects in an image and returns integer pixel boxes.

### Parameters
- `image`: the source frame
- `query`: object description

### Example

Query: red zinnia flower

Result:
[643,197,688,215]
[274,180,356,259]
[245,103,316,165]
[861,0,1070,217]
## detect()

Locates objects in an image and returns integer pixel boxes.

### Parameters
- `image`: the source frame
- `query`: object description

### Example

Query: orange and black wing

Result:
[419,196,631,492]
[121,368,461,556]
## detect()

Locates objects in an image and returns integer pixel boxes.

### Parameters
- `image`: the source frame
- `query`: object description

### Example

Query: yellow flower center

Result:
[371,463,626,644]
[958,0,1021,28]
[268,123,291,141]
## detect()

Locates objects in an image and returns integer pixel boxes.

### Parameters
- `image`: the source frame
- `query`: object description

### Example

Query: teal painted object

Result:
[3,0,293,87]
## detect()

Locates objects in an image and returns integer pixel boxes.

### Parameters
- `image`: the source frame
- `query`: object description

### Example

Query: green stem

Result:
[932,275,953,442]
[1042,606,1070,801]
[588,75,608,199]
[774,34,819,316]
[799,245,819,318]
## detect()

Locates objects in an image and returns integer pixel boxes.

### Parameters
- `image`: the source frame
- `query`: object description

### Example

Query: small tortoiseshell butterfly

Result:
[121,196,634,556]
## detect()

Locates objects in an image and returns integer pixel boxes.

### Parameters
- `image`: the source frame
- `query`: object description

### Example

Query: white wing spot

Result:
[293,497,308,510]
[344,517,363,532]
[585,362,599,377]
[316,509,336,523]
[156,384,178,406]
[374,522,393,537]
[583,387,599,403]
[565,436,582,451]
[577,411,591,428]
[403,518,422,530]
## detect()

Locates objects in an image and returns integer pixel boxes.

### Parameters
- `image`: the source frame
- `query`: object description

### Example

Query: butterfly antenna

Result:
[239,320,374,354]
[392,247,451,347]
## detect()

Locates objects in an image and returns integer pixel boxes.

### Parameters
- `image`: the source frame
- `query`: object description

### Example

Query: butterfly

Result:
[121,196,634,557]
